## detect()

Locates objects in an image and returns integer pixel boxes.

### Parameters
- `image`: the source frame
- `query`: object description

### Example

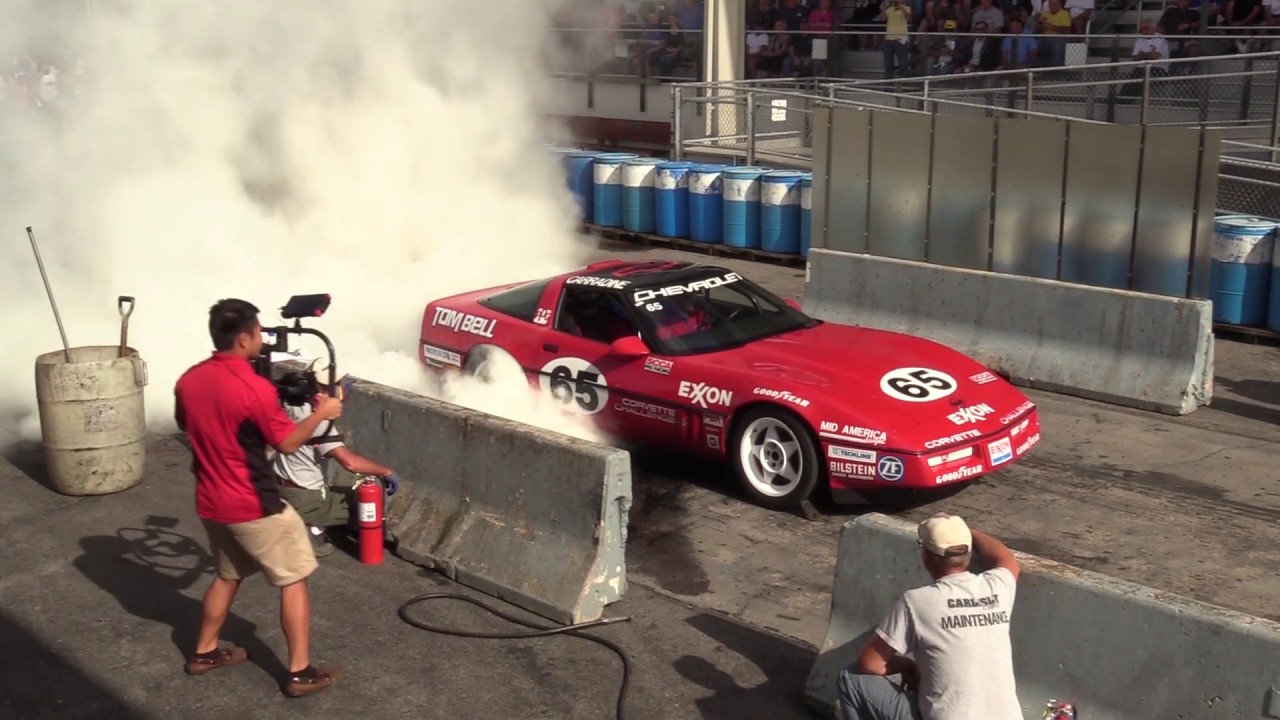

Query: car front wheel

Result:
[730,407,821,510]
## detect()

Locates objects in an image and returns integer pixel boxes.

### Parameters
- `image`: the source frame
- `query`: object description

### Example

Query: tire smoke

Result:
[0,0,613,445]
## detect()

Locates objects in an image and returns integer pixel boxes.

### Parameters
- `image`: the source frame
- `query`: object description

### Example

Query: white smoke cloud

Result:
[0,0,614,445]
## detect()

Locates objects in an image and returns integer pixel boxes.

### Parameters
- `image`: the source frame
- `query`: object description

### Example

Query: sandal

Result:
[184,646,249,676]
[283,664,341,697]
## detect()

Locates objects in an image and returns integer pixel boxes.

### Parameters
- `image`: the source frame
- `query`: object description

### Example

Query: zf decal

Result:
[877,456,905,482]
[880,367,957,403]
[533,308,552,325]
[539,357,609,415]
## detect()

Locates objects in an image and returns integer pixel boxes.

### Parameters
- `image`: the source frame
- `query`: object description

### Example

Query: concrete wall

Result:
[803,248,1215,415]
[805,513,1280,720]
[327,374,633,625]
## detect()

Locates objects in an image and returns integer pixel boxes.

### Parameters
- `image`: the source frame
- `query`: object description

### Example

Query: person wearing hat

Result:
[836,513,1022,720]
[270,358,400,557]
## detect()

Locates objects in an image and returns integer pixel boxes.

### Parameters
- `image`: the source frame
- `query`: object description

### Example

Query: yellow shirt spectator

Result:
[885,2,911,42]
[1042,8,1072,30]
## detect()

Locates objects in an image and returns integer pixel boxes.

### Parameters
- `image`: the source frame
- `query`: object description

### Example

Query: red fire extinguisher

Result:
[355,475,385,565]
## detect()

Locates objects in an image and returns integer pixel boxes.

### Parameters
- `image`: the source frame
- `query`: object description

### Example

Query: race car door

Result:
[534,285,685,446]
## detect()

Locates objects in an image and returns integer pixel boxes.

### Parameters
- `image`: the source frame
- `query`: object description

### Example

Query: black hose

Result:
[397,592,633,720]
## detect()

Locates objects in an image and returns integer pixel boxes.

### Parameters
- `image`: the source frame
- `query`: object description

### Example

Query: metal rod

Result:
[26,226,72,363]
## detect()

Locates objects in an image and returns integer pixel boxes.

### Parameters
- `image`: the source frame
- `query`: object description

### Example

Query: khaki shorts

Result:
[201,502,318,587]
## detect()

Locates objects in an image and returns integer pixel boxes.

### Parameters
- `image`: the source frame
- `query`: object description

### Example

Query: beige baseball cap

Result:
[918,513,972,556]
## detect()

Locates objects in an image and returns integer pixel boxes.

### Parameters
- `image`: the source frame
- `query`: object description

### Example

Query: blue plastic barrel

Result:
[655,161,696,239]
[689,164,727,244]
[800,173,813,257]
[592,153,639,228]
[722,166,770,249]
[761,170,806,254]
[1211,215,1276,327]
[563,151,599,224]
[621,158,664,234]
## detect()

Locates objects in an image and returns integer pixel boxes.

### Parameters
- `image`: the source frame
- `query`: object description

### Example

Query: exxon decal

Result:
[946,403,995,426]
[432,307,496,338]
[678,381,732,408]
[632,273,743,306]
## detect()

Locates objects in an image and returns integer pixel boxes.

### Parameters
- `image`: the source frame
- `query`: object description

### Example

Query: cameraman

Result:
[271,363,399,557]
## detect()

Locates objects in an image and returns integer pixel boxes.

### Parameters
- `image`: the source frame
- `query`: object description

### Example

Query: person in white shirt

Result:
[271,364,399,556]
[746,19,770,77]
[836,513,1023,720]
[1131,18,1170,73]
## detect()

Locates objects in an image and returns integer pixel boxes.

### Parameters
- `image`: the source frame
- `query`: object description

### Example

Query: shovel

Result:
[117,296,135,358]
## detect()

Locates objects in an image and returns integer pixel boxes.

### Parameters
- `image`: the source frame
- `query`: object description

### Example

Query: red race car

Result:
[418,259,1041,510]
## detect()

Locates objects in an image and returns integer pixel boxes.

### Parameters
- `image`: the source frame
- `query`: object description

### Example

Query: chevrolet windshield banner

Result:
[632,272,743,307]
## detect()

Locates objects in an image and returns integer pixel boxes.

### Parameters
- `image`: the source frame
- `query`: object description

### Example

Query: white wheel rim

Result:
[738,417,803,498]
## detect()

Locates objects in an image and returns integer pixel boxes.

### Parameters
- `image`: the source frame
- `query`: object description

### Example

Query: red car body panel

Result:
[417,260,1042,500]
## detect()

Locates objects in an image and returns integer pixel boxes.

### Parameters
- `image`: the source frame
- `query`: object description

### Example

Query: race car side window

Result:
[477,280,551,322]
[556,288,640,345]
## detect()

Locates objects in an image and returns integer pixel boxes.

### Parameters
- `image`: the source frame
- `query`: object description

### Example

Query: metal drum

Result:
[35,345,149,496]
[1210,215,1276,327]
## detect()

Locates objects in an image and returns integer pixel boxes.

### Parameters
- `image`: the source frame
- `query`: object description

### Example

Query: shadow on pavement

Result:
[71,515,288,685]
[673,612,818,719]
[1,440,53,491]
[0,607,156,720]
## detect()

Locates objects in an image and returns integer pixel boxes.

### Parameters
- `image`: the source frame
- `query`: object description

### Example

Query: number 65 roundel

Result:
[539,357,610,415]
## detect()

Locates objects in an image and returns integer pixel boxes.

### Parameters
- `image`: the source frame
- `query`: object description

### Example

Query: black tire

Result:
[462,345,518,383]
[728,405,823,510]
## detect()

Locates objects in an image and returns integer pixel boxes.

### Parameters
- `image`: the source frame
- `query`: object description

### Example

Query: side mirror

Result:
[608,335,650,357]
[785,298,802,311]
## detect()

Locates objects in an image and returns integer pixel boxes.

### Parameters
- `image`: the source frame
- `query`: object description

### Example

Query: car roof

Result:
[563,259,735,291]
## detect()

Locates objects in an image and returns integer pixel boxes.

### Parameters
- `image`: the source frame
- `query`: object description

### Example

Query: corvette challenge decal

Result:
[880,367,958,403]
[539,357,609,415]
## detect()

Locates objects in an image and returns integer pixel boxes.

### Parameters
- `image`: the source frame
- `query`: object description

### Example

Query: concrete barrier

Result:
[802,248,1214,415]
[317,372,632,625]
[805,513,1280,720]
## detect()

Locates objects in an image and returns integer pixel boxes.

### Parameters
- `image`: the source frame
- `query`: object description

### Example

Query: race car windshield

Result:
[628,271,817,355]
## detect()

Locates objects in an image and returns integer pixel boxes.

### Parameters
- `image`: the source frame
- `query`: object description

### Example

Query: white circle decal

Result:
[879,367,958,403]
[539,357,609,415]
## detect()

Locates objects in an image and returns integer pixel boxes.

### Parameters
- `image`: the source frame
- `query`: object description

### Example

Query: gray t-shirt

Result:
[270,403,343,491]
[876,567,1022,720]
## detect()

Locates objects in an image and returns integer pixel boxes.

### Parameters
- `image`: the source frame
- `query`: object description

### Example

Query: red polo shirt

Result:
[174,352,296,524]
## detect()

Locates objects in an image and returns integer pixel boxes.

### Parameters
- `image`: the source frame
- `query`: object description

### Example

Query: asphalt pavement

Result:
[0,433,817,720]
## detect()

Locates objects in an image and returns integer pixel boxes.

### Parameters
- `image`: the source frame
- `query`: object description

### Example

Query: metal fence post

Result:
[1140,63,1151,125]
[746,90,756,166]
[672,85,684,161]
[1026,71,1035,114]
[1271,60,1280,164]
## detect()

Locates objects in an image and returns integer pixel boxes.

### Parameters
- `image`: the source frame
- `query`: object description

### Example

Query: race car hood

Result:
[718,321,1035,448]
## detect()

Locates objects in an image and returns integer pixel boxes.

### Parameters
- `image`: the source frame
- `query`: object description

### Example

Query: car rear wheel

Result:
[730,407,821,510]
[463,345,521,384]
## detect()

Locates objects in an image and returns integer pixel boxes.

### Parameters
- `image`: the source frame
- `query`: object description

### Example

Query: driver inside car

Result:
[653,293,711,341]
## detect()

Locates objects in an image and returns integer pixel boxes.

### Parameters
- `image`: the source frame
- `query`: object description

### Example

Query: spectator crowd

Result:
[553,0,1280,82]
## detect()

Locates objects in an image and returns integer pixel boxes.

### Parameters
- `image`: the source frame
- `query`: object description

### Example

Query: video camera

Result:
[253,293,338,399]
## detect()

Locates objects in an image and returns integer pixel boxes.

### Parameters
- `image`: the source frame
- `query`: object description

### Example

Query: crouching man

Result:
[837,513,1023,720]
[271,368,399,557]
